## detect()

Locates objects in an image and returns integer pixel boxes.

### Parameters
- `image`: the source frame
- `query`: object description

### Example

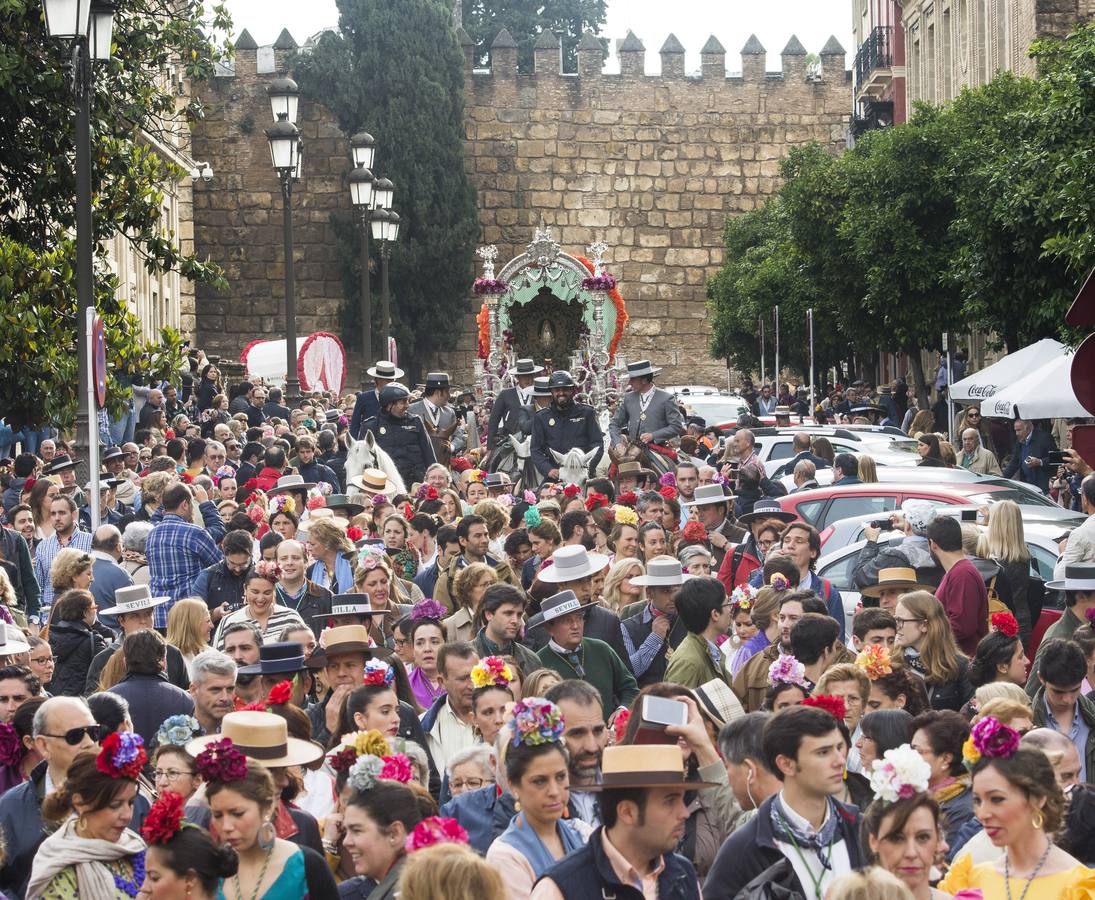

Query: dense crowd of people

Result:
[0,350,1091,900]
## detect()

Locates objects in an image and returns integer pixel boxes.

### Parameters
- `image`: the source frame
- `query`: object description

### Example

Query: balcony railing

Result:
[854,26,894,97]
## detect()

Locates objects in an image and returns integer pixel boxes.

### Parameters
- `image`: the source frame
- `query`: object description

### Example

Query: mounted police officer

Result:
[408,371,465,467]
[350,359,403,440]
[608,359,684,454]
[359,383,436,487]
[486,358,541,452]
[530,370,604,480]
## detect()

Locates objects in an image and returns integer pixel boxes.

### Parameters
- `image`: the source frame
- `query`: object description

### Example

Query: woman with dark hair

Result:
[340,779,433,900]
[195,363,222,413]
[916,434,946,467]
[968,622,1029,689]
[200,745,336,898]
[48,588,110,697]
[940,717,1094,897]
[855,709,914,771]
[910,710,975,858]
[332,660,402,748]
[866,664,929,719]
[139,792,237,899]
[860,747,946,900]
[485,699,588,898]
[28,737,148,897]
[406,601,446,709]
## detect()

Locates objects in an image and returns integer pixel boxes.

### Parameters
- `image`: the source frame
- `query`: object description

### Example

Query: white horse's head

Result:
[549,447,598,487]
[345,431,407,496]
[509,434,532,460]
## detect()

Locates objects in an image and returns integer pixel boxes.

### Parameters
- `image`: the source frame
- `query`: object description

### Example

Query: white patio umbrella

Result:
[979,351,1087,419]
[950,337,1068,403]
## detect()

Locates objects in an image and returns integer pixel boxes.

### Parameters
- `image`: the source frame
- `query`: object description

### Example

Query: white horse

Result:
[549,447,600,488]
[345,431,407,496]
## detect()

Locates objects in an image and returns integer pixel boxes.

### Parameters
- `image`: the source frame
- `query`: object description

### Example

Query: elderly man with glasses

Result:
[959,427,1002,475]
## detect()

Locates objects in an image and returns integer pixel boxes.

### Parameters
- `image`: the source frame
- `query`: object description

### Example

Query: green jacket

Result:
[537,637,639,715]
[664,631,728,691]
[1031,687,1095,783]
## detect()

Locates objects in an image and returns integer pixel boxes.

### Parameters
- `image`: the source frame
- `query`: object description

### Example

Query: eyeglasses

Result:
[30,655,55,665]
[153,768,196,782]
[893,617,925,627]
[40,724,106,745]
[450,778,492,791]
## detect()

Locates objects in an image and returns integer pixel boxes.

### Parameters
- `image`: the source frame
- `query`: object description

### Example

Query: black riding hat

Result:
[547,370,577,389]
[379,383,411,406]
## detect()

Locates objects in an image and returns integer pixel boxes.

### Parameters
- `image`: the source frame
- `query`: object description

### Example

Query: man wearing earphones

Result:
[717,712,780,816]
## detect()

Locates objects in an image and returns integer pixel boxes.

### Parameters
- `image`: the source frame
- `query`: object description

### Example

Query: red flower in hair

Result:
[426,485,439,501]
[164,429,176,439]
[380,753,413,783]
[329,746,357,774]
[659,485,678,501]
[96,732,147,780]
[450,457,472,472]
[616,491,638,507]
[612,709,631,744]
[179,472,193,484]
[402,502,414,519]
[563,483,581,498]
[194,738,248,784]
[346,526,364,541]
[990,611,1019,638]
[405,816,469,852]
[681,521,707,543]
[802,694,847,722]
[585,492,609,512]
[307,495,326,510]
[141,791,186,845]
[234,698,267,712]
[266,680,292,707]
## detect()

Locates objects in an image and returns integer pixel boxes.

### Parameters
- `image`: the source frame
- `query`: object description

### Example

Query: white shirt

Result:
[424,698,475,771]
[771,791,851,900]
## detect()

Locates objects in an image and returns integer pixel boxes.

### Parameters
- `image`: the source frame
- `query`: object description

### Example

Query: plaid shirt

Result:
[146,512,223,627]
[32,529,93,617]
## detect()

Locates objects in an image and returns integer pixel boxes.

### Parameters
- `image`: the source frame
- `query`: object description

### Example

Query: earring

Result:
[258,821,276,851]
[513,798,522,812]
[1032,810,1044,830]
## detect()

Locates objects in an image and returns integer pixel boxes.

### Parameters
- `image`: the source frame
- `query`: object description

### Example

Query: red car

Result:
[778,481,1064,531]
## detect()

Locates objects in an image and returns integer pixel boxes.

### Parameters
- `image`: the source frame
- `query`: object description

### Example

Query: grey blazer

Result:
[608,387,684,444]
[408,400,466,453]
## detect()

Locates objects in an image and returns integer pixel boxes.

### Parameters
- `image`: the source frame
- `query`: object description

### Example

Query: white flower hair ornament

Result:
[869,743,932,804]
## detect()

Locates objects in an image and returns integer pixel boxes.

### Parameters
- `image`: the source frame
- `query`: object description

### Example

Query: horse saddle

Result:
[424,417,459,466]
[608,437,645,465]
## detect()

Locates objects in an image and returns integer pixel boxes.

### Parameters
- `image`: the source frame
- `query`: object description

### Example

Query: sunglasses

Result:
[41,724,106,745]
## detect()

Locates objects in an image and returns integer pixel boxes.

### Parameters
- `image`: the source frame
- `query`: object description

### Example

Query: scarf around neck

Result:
[27,815,146,899]
[769,793,842,871]
[497,811,585,877]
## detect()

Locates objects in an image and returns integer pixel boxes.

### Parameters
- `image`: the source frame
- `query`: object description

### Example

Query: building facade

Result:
[852,0,908,134]
[896,0,1095,107]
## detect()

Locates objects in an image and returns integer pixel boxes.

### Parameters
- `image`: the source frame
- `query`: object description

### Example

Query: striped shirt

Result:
[33,529,93,615]
[213,603,307,649]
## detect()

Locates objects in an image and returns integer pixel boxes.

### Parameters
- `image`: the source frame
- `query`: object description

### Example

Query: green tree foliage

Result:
[294,0,479,375]
[0,0,231,429]
[709,24,1095,399]
[462,0,607,71]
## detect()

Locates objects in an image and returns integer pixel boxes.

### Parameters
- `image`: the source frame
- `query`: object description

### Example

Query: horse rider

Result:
[486,358,542,452]
[350,359,404,440]
[608,359,684,457]
[531,370,604,481]
[358,383,436,487]
[408,371,465,467]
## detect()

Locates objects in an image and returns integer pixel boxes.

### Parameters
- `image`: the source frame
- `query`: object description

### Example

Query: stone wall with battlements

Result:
[189,27,852,386]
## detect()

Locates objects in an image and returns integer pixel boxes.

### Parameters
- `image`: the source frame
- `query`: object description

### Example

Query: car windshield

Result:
[680,398,749,423]
[966,488,1058,509]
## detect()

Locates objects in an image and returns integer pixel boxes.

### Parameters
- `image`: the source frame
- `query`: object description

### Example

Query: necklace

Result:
[1004,836,1052,900]
[775,811,834,900]
[112,851,145,898]
[231,845,271,900]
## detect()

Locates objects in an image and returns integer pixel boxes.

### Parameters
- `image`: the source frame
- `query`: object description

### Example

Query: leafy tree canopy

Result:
[0,0,231,429]
[293,0,479,375]
[462,0,607,71]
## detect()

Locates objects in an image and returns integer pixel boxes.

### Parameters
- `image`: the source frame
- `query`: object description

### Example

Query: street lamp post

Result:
[266,111,302,402]
[370,209,401,355]
[349,130,375,382]
[266,78,301,402]
[40,0,115,472]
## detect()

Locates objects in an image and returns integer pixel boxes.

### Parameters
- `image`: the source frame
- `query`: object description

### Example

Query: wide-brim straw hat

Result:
[0,625,31,657]
[99,584,170,617]
[307,508,350,529]
[306,624,374,669]
[629,557,691,587]
[586,745,717,791]
[268,474,316,495]
[1046,563,1095,592]
[693,678,746,728]
[367,360,405,380]
[313,594,388,620]
[681,485,734,508]
[860,566,934,598]
[537,546,610,583]
[349,469,388,494]
[186,710,323,768]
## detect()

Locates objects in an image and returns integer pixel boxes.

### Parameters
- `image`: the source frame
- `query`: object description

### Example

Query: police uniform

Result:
[530,401,604,478]
[360,409,436,487]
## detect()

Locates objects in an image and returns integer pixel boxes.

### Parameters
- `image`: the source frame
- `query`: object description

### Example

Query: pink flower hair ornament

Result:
[410,599,446,623]
[767,653,808,688]
[405,817,469,853]
[970,715,1021,761]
